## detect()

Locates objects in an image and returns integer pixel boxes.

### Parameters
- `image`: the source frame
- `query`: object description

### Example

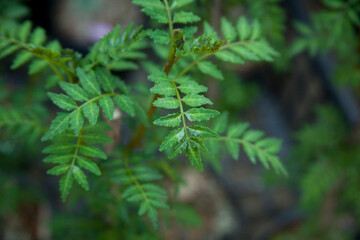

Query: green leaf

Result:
[79,145,107,159]
[150,81,175,97]
[139,201,150,216]
[256,138,282,154]
[99,96,114,120]
[153,97,179,109]
[48,93,77,111]
[59,82,89,102]
[169,139,187,158]
[60,171,74,201]
[213,112,228,134]
[113,95,135,117]
[148,207,158,228]
[0,45,21,59]
[177,80,207,94]
[243,130,264,142]
[243,42,274,61]
[197,61,224,80]
[95,68,115,92]
[159,128,185,151]
[186,143,203,171]
[18,21,32,41]
[237,17,251,40]
[243,142,256,163]
[77,156,101,176]
[148,71,168,83]
[215,50,244,64]
[147,29,170,45]
[182,26,198,39]
[76,68,101,95]
[153,113,181,127]
[30,27,46,45]
[187,125,218,137]
[173,11,201,23]
[82,102,99,125]
[221,17,237,42]
[133,0,168,24]
[182,94,212,107]
[230,46,260,61]
[11,52,33,69]
[42,144,75,154]
[226,139,239,160]
[227,123,249,137]
[42,113,71,141]
[251,20,261,40]
[170,0,194,9]
[43,155,73,164]
[82,134,113,144]
[107,61,138,71]
[204,21,219,40]
[185,108,220,122]
[69,109,84,135]
[72,166,89,191]
[47,164,71,176]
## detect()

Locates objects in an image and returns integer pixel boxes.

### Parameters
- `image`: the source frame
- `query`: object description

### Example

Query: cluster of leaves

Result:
[43,126,109,201]
[133,0,201,24]
[0,20,76,82]
[0,0,287,234]
[41,67,141,200]
[0,0,29,24]
[291,0,360,87]
[85,24,147,71]
[134,0,282,176]
[105,158,169,228]
[149,71,219,170]
[273,106,360,239]
[42,67,135,140]
[206,113,286,175]
[179,16,278,81]
[0,105,46,143]
[246,0,286,45]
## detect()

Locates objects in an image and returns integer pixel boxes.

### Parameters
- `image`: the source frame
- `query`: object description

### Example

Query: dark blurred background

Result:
[0,0,360,239]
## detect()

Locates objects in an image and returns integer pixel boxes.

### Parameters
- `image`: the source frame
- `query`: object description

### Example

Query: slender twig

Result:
[126,0,177,152]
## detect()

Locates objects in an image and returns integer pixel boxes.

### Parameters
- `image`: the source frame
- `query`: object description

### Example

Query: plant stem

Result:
[126,0,177,152]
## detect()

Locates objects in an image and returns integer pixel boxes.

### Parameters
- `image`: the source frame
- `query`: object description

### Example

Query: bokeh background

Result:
[0,0,360,239]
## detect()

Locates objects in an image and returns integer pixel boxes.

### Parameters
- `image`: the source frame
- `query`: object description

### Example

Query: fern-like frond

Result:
[41,67,136,141]
[43,125,112,201]
[149,71,219,171]
[133,0,169,24]
[105,160,169,228]
[169,16,278,81]
[85,24,146,71]
[0,1,29,23]
[0,20,77,82]
[204,115,286,175]
[0,105,46,143]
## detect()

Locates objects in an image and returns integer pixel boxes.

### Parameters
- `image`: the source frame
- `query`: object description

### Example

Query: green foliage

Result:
[291,0,360,87]
[43,126,111,201]
[42,67,135,141]
[104,158,169,228]
[206,113,286,175]
[85,24,147,71]
[0,105,46,143]
[149,71,220,171]
[0,0,286,235]
[0,20,79,85]
[272,106,360,239]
